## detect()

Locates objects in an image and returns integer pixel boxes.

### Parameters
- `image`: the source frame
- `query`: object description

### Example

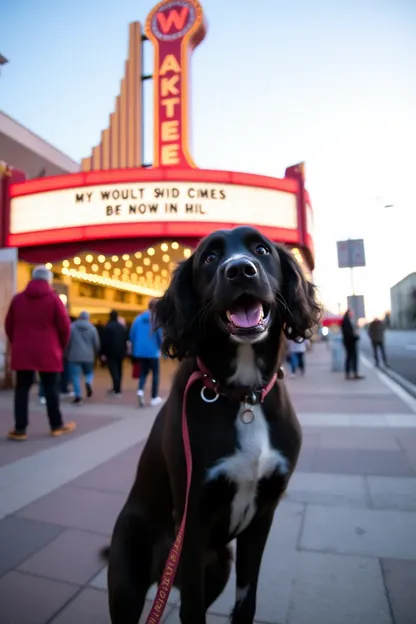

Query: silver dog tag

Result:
[240,404,255,424]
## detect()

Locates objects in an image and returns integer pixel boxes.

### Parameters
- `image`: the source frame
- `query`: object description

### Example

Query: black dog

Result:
[104,226,321,624]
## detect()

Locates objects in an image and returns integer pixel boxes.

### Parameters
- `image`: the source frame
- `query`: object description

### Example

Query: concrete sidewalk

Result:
[0,344,415,623]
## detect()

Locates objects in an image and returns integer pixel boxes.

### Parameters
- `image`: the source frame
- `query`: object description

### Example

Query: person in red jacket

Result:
[5,265,76,441]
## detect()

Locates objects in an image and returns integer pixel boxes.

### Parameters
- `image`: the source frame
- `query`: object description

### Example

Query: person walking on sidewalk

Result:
[130,299,163,407]
[341,309,364,380]
[5,265,76,441]
[368,317,388,367]
[287,338,308,377]
[67,311,100,405]
[102,310,128,396]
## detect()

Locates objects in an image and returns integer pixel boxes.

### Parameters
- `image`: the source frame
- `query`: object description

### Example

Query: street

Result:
[361,330,416,386]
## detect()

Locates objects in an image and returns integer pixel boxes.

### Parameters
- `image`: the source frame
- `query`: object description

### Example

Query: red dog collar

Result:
[196,356,280,405]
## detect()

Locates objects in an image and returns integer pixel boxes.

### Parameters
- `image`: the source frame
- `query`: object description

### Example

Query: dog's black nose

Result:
[225,258,258,281]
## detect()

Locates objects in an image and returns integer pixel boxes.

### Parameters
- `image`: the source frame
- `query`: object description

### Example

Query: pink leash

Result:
[146,365,277,623]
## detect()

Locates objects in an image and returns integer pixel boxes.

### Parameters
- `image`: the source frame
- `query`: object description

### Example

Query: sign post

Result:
[336,238,366,323]
[347,294,365,321]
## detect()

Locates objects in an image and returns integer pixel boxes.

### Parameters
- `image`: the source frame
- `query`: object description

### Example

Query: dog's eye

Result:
[255,244,269,256]
[204,252,217,264]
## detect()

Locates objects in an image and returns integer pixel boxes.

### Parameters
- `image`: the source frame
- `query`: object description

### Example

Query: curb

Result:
[378,365,416,400]
[361,355,416,407]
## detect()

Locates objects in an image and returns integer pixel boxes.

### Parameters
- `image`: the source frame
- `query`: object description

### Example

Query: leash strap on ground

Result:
[145,363,277,623]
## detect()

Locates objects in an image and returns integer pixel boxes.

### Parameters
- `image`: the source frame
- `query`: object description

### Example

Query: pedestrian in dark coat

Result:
[101,310,128,395]
[368,317,388,367]
[341,309,364,380]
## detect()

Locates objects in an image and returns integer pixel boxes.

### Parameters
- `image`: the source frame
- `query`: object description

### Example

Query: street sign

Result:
[337,239,366,268]
[347,295,365,320]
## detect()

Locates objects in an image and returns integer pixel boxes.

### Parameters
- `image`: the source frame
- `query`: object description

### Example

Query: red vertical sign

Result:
[146,0,206,168]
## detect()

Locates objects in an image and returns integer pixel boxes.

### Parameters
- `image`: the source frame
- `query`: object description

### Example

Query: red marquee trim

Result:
[9,167,299,198]
[8,222,301,248]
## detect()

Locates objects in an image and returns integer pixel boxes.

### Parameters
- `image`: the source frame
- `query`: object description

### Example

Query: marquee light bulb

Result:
[135,252,142,259]
[62,260,70,268]
[184,248,192,258]
[162,254,170,263]
[45,263,52,270]
[112,256,119,262]
[122,254,130,261]
[171,242,179,250]
[86,254,93,263]
[147,248,155,256]
[125,260,133,268]
[98,255,106,263]
[143,258,151,266]
[136,266,143,274]
[152,264,159,272]
[104,261,111,270]
[161,243,168,252]
[74,257,81,265]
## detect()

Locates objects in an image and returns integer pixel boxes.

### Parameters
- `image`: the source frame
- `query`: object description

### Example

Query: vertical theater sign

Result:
[1,0,315,269]
[146,0,206,168]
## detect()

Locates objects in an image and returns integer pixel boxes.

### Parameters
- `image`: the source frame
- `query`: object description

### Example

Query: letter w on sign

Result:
[156,7,189,34]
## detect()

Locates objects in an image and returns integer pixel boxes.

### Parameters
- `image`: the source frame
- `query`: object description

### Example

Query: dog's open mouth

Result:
[222,295,271,336]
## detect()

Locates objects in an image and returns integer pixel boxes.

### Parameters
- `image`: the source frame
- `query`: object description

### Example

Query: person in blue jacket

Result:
[130,299,164,407]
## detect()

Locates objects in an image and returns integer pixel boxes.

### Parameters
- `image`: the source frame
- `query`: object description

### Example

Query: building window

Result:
[114,290,128,303]
[78,283,105,299]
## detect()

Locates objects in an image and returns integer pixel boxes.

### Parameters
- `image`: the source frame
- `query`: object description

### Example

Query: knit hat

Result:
[32,265,52,283]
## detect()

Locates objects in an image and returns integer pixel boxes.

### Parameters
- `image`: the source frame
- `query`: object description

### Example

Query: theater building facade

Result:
[0,0,315,383]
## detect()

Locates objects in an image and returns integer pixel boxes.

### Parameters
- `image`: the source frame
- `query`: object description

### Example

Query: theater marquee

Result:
[11,183,297,234]
[7,169,307,248]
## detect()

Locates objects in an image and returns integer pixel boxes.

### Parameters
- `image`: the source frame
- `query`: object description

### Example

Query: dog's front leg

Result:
[231,507,275,624]
[178,506,206,624]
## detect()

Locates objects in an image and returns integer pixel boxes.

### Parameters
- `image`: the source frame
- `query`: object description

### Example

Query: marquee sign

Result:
[7,169,308,249]
[10,182,297,235]
[145,0,206,168]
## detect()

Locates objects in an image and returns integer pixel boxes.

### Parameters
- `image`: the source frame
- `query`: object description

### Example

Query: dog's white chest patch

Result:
[206,406,288,535]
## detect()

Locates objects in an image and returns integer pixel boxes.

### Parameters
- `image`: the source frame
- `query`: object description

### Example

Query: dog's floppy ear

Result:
[152,255,200,360]
[276,245,322,341]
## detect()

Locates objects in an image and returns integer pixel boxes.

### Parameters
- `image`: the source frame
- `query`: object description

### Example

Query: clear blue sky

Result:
[2,0,416,317]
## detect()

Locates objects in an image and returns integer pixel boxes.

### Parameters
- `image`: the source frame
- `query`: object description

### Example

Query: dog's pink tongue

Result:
[229,301,263,328]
